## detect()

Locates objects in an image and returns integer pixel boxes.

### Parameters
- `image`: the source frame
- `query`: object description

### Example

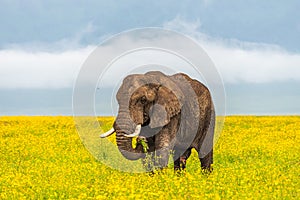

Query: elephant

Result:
[100,71,215,172]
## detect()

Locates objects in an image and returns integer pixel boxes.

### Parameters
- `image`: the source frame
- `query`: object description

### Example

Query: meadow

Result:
[0,116,299,199]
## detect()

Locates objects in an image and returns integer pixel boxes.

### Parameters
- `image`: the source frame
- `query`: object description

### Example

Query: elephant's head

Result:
[100,71,184,160]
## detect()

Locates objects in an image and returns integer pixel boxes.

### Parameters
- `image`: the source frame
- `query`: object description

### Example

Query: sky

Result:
[0,0,300,115]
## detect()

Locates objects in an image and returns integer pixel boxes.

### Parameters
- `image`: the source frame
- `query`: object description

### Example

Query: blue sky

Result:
[1,0,300,52]
[0,0,300,115]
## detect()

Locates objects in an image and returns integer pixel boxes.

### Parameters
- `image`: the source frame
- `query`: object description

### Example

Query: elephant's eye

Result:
[140,96,147,104]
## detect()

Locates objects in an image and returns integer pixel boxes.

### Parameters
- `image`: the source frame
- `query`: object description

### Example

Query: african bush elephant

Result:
[100,71,215,172]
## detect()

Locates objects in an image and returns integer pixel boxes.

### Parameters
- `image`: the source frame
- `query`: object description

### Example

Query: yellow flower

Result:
[0,116,299,199]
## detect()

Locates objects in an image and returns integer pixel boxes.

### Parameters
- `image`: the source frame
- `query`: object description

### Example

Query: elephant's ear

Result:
[149,86,183,128]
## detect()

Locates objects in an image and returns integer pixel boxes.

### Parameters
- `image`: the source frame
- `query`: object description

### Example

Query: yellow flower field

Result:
[0,116,299,199]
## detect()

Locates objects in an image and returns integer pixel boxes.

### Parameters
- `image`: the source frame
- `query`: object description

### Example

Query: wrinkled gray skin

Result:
[112,71,215,171]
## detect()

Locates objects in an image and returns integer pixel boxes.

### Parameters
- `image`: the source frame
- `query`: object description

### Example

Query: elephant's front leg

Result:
[154,128,174,169]
[141,152,154,171]
[139,136,156,171]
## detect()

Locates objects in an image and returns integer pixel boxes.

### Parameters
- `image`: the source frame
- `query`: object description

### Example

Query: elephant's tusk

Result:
[100,128,115,138]
[124,124,141,138]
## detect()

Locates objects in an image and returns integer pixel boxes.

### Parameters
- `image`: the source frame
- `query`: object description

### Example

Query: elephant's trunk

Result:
[114,111,144,160]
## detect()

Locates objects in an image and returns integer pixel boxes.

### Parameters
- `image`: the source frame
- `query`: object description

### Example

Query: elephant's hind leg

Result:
[199,149,213,172]
[198,110,214,172]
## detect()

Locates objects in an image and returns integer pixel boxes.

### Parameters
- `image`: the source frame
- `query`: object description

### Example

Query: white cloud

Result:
[0,22,100,89]
[203,39,300,83]
[164,17,300,83]
[1,18,300,90]
[164,16,202,37]
[0,46,95,89]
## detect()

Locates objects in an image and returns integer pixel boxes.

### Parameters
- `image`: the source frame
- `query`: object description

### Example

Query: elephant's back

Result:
[171,73,212,106]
